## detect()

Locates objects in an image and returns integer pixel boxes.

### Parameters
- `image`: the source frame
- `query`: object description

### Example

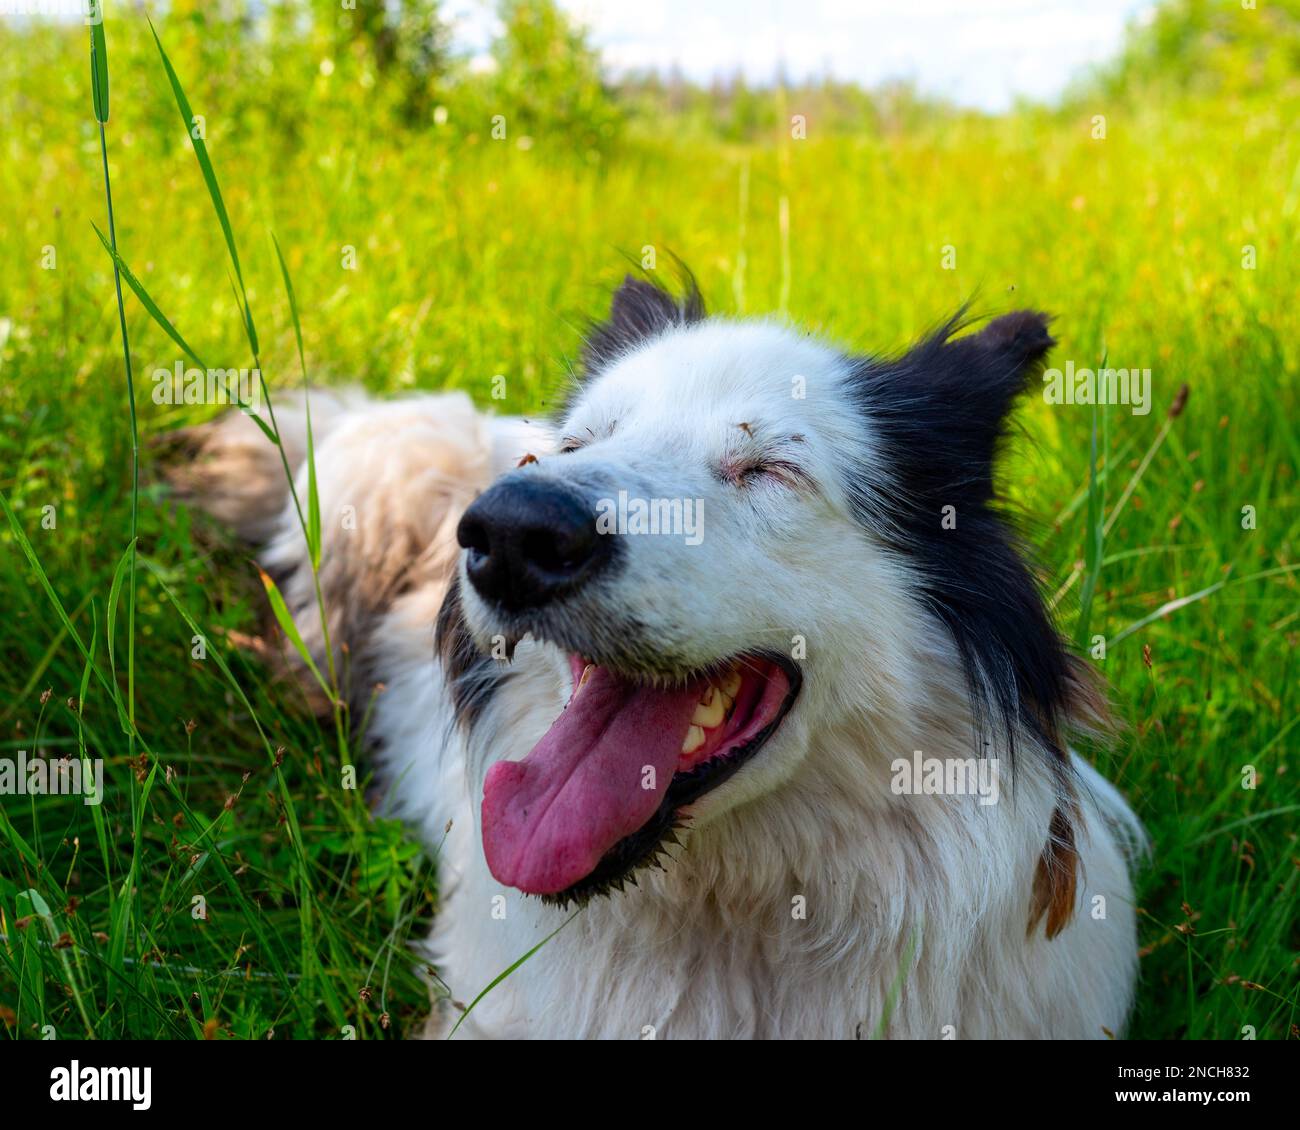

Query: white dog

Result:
[177,272,1144,1038]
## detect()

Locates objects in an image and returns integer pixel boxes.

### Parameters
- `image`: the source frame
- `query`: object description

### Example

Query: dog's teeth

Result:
[578,664,593,688]
[721,670,742,699]
[692,687,727,729]
[681,724,705,754]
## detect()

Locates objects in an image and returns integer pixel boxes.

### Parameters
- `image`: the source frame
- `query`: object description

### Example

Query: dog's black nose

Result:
[457,478,610,611]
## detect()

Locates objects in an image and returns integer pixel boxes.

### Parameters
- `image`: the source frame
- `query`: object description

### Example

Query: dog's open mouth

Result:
[481,652,801,904]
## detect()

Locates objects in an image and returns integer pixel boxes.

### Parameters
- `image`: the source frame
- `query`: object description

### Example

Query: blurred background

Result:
[3,0,1296,395]
[0,0,1296,1040]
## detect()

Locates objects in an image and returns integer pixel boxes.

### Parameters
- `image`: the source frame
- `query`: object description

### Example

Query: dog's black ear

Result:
[845,309,1069,776]
[948,309,1055,396]
[850,309,1054,502]
[939,309,1055,429]
[582,271,706,375]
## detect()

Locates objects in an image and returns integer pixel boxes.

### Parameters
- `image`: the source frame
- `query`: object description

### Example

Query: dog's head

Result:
[446,270,1075,905]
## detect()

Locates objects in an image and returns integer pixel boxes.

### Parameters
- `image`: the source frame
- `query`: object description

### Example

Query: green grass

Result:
[1,11,1297,1040]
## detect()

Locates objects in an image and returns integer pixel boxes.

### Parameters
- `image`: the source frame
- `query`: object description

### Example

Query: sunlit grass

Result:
[0,14,1296,1039]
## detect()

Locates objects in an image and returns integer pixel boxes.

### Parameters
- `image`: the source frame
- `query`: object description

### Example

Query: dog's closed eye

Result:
[719,455,811,489]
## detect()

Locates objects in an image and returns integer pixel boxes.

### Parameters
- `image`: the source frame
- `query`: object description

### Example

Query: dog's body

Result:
[178,277,1144,1038]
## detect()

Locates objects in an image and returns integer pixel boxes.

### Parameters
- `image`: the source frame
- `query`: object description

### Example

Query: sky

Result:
[445,0,1160,112]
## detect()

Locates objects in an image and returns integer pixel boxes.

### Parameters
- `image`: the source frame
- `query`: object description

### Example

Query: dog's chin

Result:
[479,643,802,908]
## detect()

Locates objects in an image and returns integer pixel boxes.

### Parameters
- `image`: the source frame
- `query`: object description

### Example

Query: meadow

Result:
[0,4,1297,1039]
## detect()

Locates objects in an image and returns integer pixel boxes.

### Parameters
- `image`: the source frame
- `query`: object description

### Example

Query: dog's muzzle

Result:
[457,477,613,612]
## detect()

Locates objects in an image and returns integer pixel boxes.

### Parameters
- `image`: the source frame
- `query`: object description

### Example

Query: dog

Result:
[175,270,1145,1038]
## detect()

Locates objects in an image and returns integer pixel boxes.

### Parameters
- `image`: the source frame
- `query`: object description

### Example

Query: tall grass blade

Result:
[89,1,108,123]
[105,537,136,735]
[447,912,578,1039]
[257,567,332,700]
[273,233,321,569]
[147,17,258,354]
[1074,345,1107,650]
[90,6,140,749]
[90,223,277,444]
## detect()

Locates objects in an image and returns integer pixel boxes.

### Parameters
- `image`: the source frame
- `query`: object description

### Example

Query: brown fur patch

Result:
[1029,803,1081,939]
[161,421,297,545]
[1026,655,1114,939]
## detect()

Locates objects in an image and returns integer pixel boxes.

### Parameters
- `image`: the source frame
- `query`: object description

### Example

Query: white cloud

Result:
[449,0,1158,111]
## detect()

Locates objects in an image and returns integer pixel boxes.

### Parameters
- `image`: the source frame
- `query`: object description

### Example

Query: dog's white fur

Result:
[182,317,1144,1039]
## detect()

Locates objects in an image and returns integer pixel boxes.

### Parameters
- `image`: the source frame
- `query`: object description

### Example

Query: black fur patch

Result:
[580,266,706,379]
[434,573,504,729]
[545,266,706,423]
[845,309,1072,766]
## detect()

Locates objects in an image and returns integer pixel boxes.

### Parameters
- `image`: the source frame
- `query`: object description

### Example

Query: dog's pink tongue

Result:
[481,665,697,894]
